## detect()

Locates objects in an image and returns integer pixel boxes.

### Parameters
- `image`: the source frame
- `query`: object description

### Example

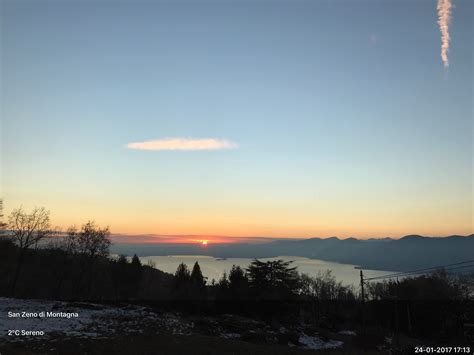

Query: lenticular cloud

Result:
[126,138,237,151]
[437,0,453,69]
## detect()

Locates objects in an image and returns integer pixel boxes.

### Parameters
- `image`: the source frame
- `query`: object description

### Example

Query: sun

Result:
[201,241,208,245]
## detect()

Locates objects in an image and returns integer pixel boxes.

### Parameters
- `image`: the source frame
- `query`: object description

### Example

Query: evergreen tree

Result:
[215,271,230,301]
[112,255,129,299]
[131,254,142,268]
[190,261,206,299]
[173,262,191,299]
[190,261,206,288]
[218,271,229,288]
[229,265,247,287]
[175,262,191,282]
[130,254,143,297]
[247,259,299,299]
[117,254,128,265]
[228,265,249,299]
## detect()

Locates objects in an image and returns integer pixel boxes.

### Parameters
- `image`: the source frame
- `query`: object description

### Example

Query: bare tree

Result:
[8,206,53,294]
[8,206,51,249]
[299,270,354,300]
[48,225,79,253]
[71,221,111,299]
[0,199,7,236]
[74,221,111,258]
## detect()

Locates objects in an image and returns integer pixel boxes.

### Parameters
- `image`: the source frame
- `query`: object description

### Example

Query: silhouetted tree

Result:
[173,262,191,299]
[215,271,232,301]
[110,255,129,299]
[131,254,142,269]
[367,270,470,301]
[247,259,299,300]
[69,221,111,299]
[175,262,191,282]
[48,226,79,299]
[0,199,7,236]
[138,260,174,300]
[191,262,206,287]
[8,206,53,295]
[228,265,249,299]
[54,226,79,253]
[299,270,355,300]
[190,261,206,299]
[218,271,229,288]
[117,255,128,264]
[8,206,51,249]
[130,254,143,298]
[73,221,111,258]
[229,265,247,287]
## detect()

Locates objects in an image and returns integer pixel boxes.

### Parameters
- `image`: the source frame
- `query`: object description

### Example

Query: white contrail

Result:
[437,0,453,68]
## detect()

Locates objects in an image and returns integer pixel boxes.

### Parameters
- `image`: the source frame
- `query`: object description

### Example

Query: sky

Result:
[1,0,473,240]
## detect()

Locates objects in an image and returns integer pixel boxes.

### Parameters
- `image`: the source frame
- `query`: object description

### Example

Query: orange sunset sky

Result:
[2,0,473,242]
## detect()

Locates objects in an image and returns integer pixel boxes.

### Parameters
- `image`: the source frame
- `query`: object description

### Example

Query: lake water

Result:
[139,255,394,287]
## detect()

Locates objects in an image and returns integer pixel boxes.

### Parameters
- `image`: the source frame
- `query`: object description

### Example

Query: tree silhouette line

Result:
[0,205,359,302]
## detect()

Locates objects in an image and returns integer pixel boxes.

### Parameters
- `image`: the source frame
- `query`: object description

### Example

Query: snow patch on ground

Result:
[1,297,345,351]
[221,332,241,339]
[0,297,192,342]
[338,330,357,336]
[298,333,343,350]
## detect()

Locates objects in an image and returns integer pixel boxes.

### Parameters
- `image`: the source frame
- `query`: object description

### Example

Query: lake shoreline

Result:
[135,255,395,287]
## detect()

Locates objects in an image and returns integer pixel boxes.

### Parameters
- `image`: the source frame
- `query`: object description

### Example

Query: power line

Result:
[366,259,474,281]
[366,262,474,281]
[366,263,474,282]
[366,259,474,280]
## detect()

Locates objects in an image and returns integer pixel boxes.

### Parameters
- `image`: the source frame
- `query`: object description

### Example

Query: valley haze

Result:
[111,234,474,272]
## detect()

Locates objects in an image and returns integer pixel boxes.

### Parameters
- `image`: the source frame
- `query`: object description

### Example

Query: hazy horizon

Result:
[109,232,474,245]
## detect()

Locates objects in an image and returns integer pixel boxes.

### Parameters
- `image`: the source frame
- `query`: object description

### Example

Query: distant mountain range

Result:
[111,234,474,272]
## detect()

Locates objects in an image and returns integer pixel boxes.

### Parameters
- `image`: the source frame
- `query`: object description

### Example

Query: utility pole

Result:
[360,270,366,332]
[394,277,400,348]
